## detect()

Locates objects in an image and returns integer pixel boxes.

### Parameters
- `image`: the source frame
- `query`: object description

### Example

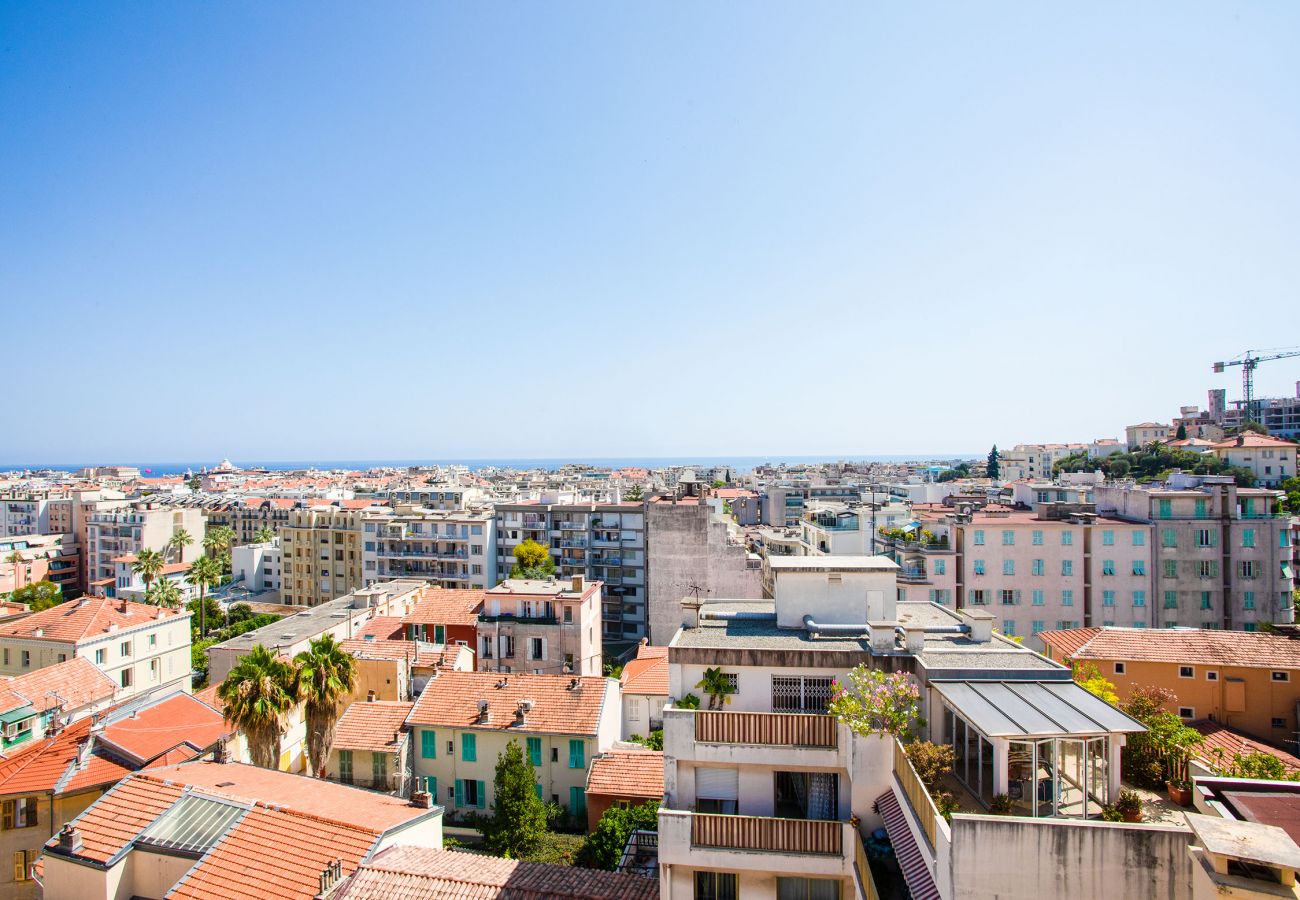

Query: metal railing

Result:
[696,710,837,748]
[691,813,843,855]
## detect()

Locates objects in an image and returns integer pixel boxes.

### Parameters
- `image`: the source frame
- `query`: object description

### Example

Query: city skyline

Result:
[3,3,1299,461]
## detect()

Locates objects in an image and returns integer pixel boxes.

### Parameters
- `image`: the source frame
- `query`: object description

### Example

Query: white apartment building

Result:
[996,443,1091,482]
[1125,422,1171,448]
[84,502,204,593]
[478,576,603,677]
[0,491,53,537]
[1208,432,1296,488]
[362,506,496,591]
[231,539,282,593]
[0,596,191,698]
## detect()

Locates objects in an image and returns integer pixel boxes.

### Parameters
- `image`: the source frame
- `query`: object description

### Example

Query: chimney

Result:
[318,859,344,895]
[119,598,128,614]
[571,575,584,592]
[903,625,926,654]
[58,823,83,855]
[681,596,702,629]
[868,622,896,653]
[366,690,376,703]
[410,789,433,809]
[215,737,233,764]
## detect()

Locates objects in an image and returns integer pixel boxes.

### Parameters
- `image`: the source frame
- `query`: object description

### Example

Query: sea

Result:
[1,454,979,476]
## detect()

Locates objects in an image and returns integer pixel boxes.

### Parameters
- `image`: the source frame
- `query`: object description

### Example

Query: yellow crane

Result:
[1213,347,1300,425]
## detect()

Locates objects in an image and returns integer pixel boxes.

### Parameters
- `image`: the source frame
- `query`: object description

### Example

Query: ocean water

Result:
[2,454,978,476]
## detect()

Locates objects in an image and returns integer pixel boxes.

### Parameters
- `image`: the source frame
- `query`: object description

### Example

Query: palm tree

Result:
[203,526,236,558]
[185,555,223,636]
[253,526,276,544]
[166,529,194,562]
[696,666,736,711]
[218,645,298,769]
[294,634,357,777]
[131,548,165,588]
[5,550,25,592]
[146,578,184,609]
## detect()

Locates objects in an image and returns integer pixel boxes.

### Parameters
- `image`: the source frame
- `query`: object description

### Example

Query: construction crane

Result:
[1213,347,1300,425]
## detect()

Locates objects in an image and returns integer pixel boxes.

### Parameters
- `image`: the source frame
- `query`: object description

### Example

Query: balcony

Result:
[658,808,855,878]
[897,568,930,585]
[559,538,588,549]
[696,710,837,748]
[692,812,843,855]
[478,613,558,626]
[663,708,844,768]
[558,522,587,531]
[591,537,621,548]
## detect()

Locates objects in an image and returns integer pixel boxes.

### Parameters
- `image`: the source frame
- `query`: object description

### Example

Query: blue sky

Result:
[3,2,1299,463]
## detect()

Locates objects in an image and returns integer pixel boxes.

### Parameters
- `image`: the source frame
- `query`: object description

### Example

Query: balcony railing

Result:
[893,738,942,851]
[691,813,842,856]
[695,711,837,748]
[479,613,558,625]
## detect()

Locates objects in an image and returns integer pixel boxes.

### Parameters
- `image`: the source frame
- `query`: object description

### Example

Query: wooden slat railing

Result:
[691,813,843,855]
[854,829,880,900]
[695,711,837,748]
[893,738,941,850]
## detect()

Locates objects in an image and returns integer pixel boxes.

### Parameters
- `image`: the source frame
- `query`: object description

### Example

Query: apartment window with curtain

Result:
[777,877,842,900]
[774,771,839,820]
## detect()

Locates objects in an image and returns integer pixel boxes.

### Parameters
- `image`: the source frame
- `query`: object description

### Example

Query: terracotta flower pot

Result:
[1120,808,1143,823]
[1166,781,1192,807]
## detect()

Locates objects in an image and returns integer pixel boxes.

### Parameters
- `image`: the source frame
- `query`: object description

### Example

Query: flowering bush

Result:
[827,666,924,740]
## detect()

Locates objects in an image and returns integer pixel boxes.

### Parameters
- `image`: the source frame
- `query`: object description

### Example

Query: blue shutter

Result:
[568,739,584,769]
[527,737,542,767]
[428,776,437,797]
[454,779,464,808]
[535,783,543,801]
[569,786,586,818]
[421,730,437,759]
[477,780,486,809]
[463,733,477,762]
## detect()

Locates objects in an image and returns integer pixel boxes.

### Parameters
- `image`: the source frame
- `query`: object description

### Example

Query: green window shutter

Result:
[568,739,584,769]
[421,730,437,759]
[534,783,543,801]
[455,779,464,808]
[463,733,477,762]
[434,625,445,644]
[569,786,586,817]
[527,737,542,767]
[477,780,486,809]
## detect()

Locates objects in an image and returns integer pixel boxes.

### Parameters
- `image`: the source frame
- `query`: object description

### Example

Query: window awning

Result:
[932,680,1145,738]
[0,706,35,725]
[875,789,940,900]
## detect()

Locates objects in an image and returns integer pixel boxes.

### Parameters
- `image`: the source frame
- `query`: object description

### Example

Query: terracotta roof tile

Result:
[45,774,185,862]
[0,657,116,717]
[0,596,186,644]
[95,693,229,765]
[334,701,413,752]
[341,638,465,669]
[620,651,668,697]
[402,588,483,628]
[586,751,664,800]
[336,845,659,900]
[0,718,131,796]
[408,672,609,736]
[1039,626,1300,669]
[1192,720,1300,773]
[356,616,407,640]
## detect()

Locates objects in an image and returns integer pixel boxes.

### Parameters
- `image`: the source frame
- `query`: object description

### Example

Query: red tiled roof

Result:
[408,672,609,736]
[336,845,659,900]
[0,596,186,644]
[0,657,116,717]
[620,647,668,697]
[586,751,664,800]
[95,693,228,765]
[402,587,482,627]
[44,774,185,862]
[1211,433,1298,450]
[1192,721,1300,773]
[356,615,406,640]
[1037,627,1102,661]
[333,701,413,753]
[340,638,464,669]
[1038,626,1300,669]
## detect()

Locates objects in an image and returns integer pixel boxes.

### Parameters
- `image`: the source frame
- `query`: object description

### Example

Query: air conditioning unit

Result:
[4,723,17,739]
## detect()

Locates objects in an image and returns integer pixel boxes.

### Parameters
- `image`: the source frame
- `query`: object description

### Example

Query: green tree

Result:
[1073,663,1119,706]
[217,644,298,769]
[986,445,1000,480]
[482,740,547,858]
[711,479,726,489]
[146,578,185,609]
[5,580,62,611]
[253,526,276,544]
[695,666,736,710]
[1280,477,1300,514]
[624,484,644,502]
[166,528,194,561]
[577,800,659,870]
[185,555,223,635]
[131,548,165,588]
[1175,423,1188,440]
[5,550,26,592]
[187,476,201,490]
[294,634,357,777]
[203,526,237,560]
[510,539,556,580]
[828,666,923,740]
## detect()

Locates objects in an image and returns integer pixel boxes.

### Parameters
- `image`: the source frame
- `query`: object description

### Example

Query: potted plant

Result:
[989,794,1012,815]
[1115,789,1144,822]
[1166,778,1193,808]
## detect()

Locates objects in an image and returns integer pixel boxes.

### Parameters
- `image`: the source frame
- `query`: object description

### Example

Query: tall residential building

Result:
[1095,474,1295,632]
[362,506,496,590]
[84,502,204,594]
[0,534,80,596]
[0,491,54,537]
[279,506,371,606]
[478,576,603,676]
[495,502,647,650]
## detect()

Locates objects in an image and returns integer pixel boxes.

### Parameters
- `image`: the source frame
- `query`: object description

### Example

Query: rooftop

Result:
[1038,626,1300,670]
[333,700,413,753]
[210,582,423,651]
[587,750,665,800]
[621,645,669,697]
[402,587,483,627]
[0,596,187,644]
[0,656,116,717]
[766,555,899,572]
[408,671,610,736]
[486,577,602,599]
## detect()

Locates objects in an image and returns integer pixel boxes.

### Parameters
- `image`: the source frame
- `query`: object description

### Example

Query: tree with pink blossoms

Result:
[827,666,924,741]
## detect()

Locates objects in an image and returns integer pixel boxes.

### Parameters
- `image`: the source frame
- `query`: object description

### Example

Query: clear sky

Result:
[3,2,1299,463]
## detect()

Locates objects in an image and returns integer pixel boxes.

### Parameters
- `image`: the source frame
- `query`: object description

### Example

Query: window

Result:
[777,877,842,900]
[1032,559,1044,576]
[1000,589,1018,605]
[1272,672,1290,683]
[973,530,985,546]
[551,747,559,763]
[1200,592,1213,611]
[20,651,29,669]
[694,872,738,900]
[1114,662,1126,675]
[1061,561,1073,576]
[1179,666,1194,678]
[1062,590,1073,607]
[1102,560,1115,576]
[1031,590,1044,606]
[1061,531,1073,546]
[456,779,486,809]
[772,676,835,713]
[1003,620,1016,635]
[1002,530,1014,546]
[568,739,585,769]
[120,668,132,688]
[1273,718,1287,729]
[12,848,37,883]
[1002,560,1015,576]
[1244,591,1256,611]
[569,786,586,819]
[1242,528,1256,548]
[372,751,387,782]
[1032,620,1045,634]
[1178,707,1194,719]
[2,797,37,829]
[1132,531,1145,546]
[462,733,477,762]
[973,559,985,575]
[527,736,542,766]
[1102,530,1114,546]
[1161,528,1177,549]
[563,607,573,624]
[529,638,544,661]
[1032,530,1043,546]
[1206,671,1218,681]
[1103,591,1115,607]
[1195,529,1215,548]
[1164,560,1178,579]
[1164,591,1178,609]
[421,730,437,759]
[935,560,946,575]
[970,590,987,605]
[1133,591,1146,608]
[1240,561,1259,579]
[1132,560,1146,576]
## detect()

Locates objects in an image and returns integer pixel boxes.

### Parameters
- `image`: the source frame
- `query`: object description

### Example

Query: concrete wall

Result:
[647,503,762,645]
[948,816,1194,900]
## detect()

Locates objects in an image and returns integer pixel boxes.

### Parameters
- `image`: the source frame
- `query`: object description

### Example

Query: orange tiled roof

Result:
[45,774,185,862]
[333,700,413,752]
[408,671,609,736]
[95,693,228,765]
[586,751,664,800]
[0,596,186,644]
[168,804,380,900]
[1211,433,1297,450]
[402,587,482,627]
[0,657,116,717]
[340,637,462,668]
[1037,627,1102,661]
[356,615,406,640]
[335,845,659,900]
[1038,626,1300,669]
[1192,720,1300,773]
[620,647,668,697]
